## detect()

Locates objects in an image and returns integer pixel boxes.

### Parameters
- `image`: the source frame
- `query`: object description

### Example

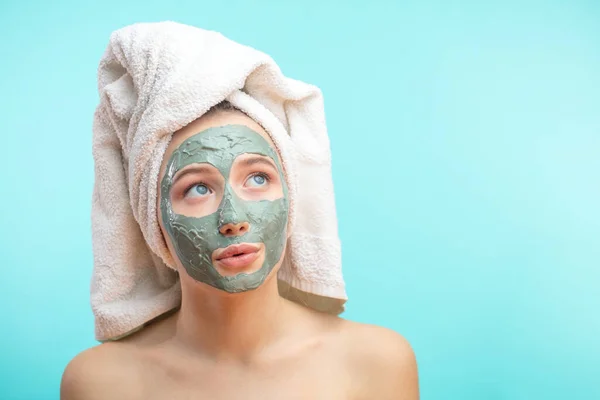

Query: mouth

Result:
[213,243,261,269]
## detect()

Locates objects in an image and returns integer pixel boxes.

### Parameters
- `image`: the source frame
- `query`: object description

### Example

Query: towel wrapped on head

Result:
[91,21,347,342]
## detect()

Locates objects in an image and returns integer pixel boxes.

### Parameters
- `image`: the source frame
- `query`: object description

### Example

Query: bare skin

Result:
[61,110,419,400]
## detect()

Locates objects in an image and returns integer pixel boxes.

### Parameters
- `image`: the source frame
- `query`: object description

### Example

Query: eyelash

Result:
[248,172,271,182]
[183,181,212,195]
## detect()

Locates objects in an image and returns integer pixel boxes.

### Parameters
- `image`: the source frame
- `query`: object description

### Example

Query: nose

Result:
[219,221,250,237]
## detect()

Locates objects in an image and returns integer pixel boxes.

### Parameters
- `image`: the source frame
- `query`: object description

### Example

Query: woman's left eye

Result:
[245,174,268,188]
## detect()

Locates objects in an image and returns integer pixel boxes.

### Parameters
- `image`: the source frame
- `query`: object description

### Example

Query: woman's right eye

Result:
[184,183,212,198]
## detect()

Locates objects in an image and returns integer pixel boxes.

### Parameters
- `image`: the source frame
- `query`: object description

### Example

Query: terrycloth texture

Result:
[91,21,347,341]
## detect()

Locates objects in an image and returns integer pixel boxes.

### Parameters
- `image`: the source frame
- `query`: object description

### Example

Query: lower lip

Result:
[216,251,260,269]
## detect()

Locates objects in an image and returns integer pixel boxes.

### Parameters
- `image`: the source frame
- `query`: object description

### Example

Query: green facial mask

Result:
[160,125,289,293]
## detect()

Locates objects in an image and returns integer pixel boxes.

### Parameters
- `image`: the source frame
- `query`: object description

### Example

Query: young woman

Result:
[61,22,418,400]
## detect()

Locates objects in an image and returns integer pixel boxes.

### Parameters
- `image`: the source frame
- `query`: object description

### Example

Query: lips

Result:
[213,243,261,269]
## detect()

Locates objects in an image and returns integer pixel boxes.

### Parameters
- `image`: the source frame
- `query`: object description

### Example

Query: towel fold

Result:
[91,21,347,341]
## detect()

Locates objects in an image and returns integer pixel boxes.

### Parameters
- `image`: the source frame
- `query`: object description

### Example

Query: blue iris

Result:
[187,184,209,198]
[247,174,267,187]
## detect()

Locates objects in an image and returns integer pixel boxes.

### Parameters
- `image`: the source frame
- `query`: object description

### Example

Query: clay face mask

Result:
[160,125,289,293]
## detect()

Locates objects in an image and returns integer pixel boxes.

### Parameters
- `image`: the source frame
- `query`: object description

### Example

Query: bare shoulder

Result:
[60,341,143,400]
[341,320,417,365]
[338,320,419,400]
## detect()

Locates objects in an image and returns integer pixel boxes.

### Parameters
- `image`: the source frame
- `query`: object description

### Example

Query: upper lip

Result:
[214,243,260,260]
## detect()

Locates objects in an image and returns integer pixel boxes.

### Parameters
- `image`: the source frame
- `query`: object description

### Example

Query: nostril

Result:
[220,223,249,236]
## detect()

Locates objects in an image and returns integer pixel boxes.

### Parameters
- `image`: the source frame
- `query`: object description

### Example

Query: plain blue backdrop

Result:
[1,0,599,399]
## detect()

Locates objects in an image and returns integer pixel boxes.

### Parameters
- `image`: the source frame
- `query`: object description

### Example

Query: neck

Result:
[173,273,287,361]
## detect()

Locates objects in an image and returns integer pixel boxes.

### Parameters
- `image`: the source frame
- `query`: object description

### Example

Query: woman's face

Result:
[157,111,288,293]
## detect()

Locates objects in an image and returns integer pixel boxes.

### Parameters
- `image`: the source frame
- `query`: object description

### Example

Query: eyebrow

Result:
[172,165,214,183]
[240,156,277,170]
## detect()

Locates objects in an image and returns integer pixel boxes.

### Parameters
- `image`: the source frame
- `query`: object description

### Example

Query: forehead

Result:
[170,125,279,170]
[160,110,281,179]
[165,111,277,159]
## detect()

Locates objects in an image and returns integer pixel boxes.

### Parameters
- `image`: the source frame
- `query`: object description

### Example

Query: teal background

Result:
[0,0,598,399]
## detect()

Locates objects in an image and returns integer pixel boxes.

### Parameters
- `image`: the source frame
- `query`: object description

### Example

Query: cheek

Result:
[273,240,288,268]
[172,194,222,218]
[270,181,284,199]
[157,194,183,269]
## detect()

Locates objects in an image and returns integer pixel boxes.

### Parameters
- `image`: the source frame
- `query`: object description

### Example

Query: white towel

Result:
[91,21,347,341]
